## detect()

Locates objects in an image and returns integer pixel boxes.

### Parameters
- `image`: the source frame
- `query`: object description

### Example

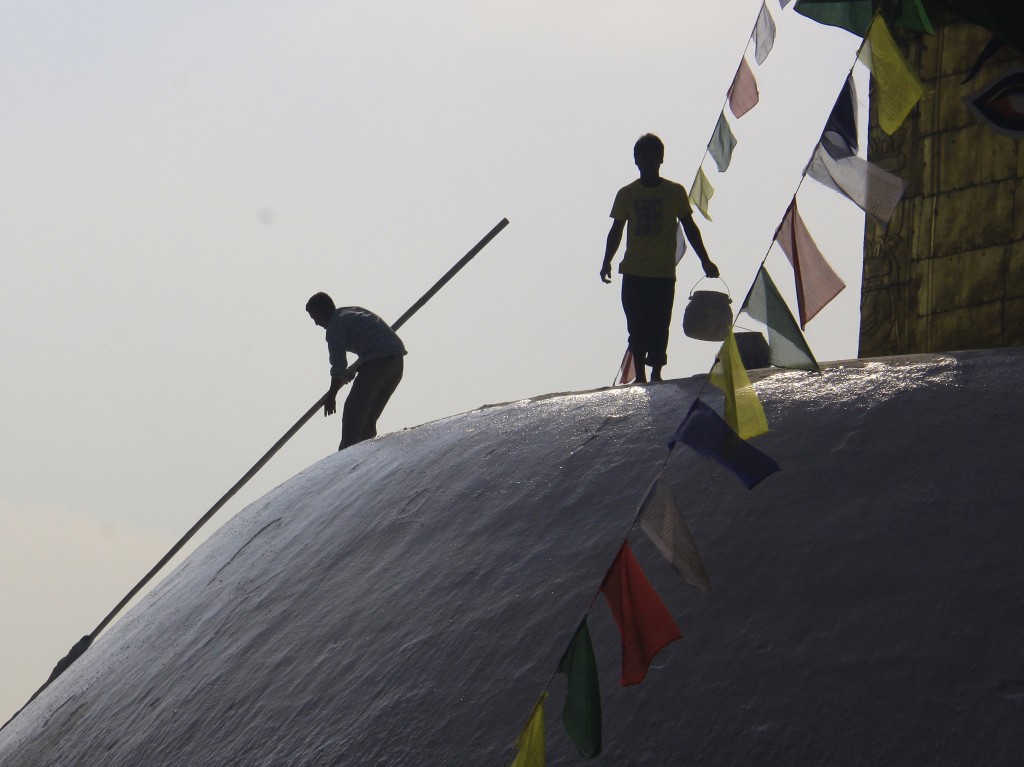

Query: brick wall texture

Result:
[859,10,1024,356]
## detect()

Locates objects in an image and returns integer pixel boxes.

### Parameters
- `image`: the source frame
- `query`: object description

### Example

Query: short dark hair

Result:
[305,292,335,316]
[633,133,665,164]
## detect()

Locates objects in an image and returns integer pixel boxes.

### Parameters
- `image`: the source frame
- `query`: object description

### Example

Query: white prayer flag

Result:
[807,144,907,225]
[639,478,711,592]
[675,221,688,263]
[754,3,777,65]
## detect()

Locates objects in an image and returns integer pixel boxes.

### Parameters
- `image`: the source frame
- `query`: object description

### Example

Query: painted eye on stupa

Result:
[964,68,1024,137]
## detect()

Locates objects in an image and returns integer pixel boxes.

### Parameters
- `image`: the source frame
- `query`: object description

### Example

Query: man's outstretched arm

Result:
[601,219,626,283]
[681,215,720,278]
[323,370,354,416]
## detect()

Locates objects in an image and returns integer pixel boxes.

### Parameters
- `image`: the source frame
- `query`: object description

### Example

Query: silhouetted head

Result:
[633,133,665,168]
[306,292,336,328]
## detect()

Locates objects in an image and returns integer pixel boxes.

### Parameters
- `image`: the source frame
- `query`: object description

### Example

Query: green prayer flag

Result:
[741,267,819,371]
[689,168,714,221]
[557,619,602,758]
[794,0,874,36]
[709,112,738,172]
[896,0,934,34]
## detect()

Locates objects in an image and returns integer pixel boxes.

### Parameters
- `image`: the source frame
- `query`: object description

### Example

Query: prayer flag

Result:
[675,221,688,263]
[754,3,777,65]
[821,75,859,159]
[615,349,635,386]
[859,15,925,134]
[809,74,906,224]
[639,479,712,592]
[794,0,873,36]
[896,0,934,34]
[807,144,907,225]
[774,200,845,327]
[709,112,738,172]
[668,399,780,489]
[557,619,602,758]
[728,57,760,118]
[689,168,715,222]
[600,542,682,686]
[741,267,819,371]
[511,692,548,767]
[710,329,770,440]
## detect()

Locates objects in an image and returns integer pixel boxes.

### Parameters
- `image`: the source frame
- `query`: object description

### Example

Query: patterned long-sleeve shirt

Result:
[325,306,407,378]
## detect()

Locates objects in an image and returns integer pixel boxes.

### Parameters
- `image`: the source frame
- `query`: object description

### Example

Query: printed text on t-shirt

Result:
[634,199,663,237]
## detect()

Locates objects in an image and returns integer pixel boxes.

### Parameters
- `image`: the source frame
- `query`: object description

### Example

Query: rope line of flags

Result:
[509,2,931,763]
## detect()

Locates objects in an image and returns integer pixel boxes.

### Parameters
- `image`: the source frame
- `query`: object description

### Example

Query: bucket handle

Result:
[689,275,731,299]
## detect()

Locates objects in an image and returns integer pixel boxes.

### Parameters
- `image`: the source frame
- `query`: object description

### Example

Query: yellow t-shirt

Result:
[610,179,692,279]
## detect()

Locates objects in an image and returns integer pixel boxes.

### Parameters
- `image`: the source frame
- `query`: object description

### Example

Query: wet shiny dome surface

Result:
[2,349,1022,766]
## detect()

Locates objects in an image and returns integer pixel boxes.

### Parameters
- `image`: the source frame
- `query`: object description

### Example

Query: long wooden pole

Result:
[94,217,508,635]
[3,217,509,730]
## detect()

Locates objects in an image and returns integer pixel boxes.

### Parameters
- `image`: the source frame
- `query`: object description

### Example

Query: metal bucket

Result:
[682,280,732,341]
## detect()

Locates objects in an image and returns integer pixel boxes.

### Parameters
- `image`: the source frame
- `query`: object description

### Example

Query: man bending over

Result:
[306,292,406,450]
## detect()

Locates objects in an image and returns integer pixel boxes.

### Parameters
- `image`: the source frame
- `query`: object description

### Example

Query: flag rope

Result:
[680,13,878,435]
[692,1,778,175]
[529,5,888,760]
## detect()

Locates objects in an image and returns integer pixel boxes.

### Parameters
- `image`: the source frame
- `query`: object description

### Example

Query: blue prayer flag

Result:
[821,75,858,159]
[668,400,780,489]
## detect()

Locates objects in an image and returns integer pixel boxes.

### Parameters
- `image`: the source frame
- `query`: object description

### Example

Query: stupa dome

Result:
[1,349,1022,766]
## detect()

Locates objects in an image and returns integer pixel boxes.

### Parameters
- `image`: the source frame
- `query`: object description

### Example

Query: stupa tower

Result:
[860,1,1024,355]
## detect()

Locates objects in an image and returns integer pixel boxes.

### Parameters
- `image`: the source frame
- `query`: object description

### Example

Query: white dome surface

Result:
[1,349,1023,766]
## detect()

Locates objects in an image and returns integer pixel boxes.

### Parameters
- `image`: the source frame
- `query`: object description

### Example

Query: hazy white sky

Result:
[0,0,866,722]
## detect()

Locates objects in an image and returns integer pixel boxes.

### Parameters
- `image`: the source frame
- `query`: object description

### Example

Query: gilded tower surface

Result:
[860,5,1024,356]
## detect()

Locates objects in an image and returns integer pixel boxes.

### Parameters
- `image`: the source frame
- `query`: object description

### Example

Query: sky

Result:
[0,0,868,724]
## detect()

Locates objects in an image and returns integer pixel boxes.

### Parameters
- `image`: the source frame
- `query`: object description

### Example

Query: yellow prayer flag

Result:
[858,15,924,134]
[511,692,548,767]
[689,168,714,222]
[710,329,769,440]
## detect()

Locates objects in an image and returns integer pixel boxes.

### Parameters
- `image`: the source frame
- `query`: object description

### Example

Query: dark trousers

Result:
[621,274,676,368]
[340,355,404,450]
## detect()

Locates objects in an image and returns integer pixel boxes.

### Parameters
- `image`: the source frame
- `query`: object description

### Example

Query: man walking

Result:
[306,292,406,450]
[601,133,720,383]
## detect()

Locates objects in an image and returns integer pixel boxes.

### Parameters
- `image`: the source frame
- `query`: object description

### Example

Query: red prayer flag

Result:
[774,200,845,327]
[600,542,682,686]
[728,57,760,118]
[615,349,635,386]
